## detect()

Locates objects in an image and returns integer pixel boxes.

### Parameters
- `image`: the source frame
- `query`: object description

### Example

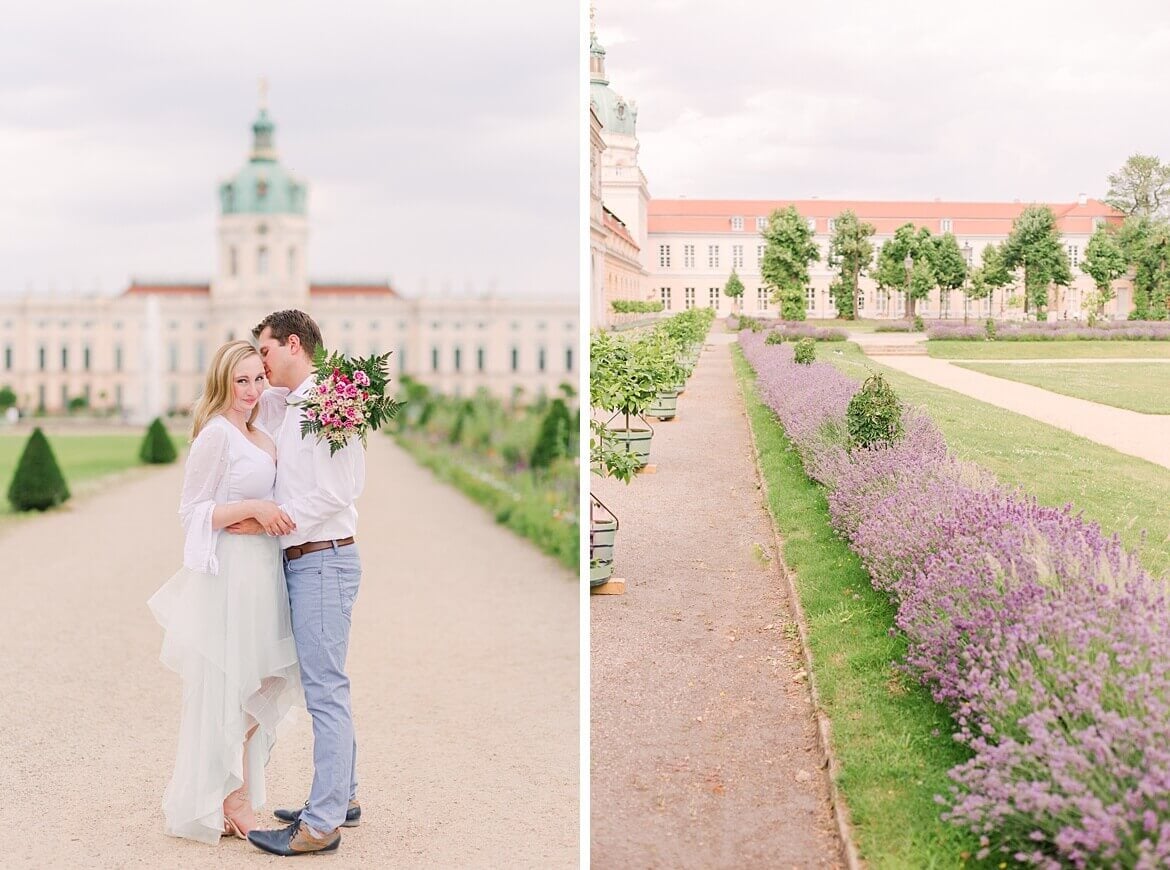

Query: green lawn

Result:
[927,339,1170,359]
[732,348,985,868]
[818,343,1170,578]
[954,362,1170,414]
[0,432,165,517]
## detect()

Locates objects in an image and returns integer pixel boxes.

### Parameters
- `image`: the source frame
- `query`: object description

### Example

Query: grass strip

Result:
[952,362,1170,414]
[927,339,1170,359]
[391,433,576,571]
[818,343,1170,578]
[732,346,984,869]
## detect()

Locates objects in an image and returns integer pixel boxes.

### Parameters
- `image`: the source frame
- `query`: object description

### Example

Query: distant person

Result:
[148,339,302,843]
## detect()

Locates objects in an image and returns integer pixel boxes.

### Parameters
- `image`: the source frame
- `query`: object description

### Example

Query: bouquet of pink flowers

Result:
[293,348,403,455]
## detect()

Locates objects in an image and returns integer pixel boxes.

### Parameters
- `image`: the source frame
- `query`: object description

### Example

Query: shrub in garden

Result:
[7,427,70,511]
[139,417,177,464]
[738,329,1170,866]
[530,398,572,470]
[0,385,16,411]
[985,318,997,339]
[912,314,925,332]
[845,372,903,450]
[764,331,785,345]
[792,337,816,365]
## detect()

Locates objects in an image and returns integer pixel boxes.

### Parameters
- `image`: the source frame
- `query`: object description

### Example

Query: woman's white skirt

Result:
[148,533,301,844]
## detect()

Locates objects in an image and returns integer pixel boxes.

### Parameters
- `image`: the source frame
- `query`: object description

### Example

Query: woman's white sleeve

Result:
[178,424,230,574]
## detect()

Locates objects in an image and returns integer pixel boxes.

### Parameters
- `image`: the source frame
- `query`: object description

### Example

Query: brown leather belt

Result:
[284,536,355,561]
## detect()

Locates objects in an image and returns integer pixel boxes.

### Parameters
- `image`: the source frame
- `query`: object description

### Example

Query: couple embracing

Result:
[148,309,365,856]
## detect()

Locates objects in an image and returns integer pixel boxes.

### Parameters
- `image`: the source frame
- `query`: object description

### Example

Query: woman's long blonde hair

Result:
[191,340,262,440]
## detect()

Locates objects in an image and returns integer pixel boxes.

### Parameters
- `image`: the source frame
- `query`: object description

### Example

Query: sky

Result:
[595,0,1170,205]
[0,0,578,301]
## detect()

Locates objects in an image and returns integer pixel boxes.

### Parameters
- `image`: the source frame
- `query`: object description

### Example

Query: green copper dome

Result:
[589,32,637,136]
[218,108,307,215]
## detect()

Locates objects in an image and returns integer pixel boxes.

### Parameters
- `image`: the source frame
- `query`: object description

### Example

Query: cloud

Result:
[597,0,1170,204]
[0,0,578,300]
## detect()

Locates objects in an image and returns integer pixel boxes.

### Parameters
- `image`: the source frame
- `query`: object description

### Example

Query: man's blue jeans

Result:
[284,542,361,833]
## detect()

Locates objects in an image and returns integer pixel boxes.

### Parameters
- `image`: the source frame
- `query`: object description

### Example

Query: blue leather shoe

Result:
[247,821,341,856]
[274,799,361,827]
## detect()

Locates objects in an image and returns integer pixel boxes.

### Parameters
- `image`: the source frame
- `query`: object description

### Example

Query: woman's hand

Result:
[251,501,296,536]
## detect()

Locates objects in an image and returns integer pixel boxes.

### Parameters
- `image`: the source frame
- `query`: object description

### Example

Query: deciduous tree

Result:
[827,210,875,320]
[1001,205,1072,320]
[760,206,820,321]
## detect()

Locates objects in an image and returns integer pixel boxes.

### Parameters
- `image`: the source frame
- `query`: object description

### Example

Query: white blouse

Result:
[177,416,276,575]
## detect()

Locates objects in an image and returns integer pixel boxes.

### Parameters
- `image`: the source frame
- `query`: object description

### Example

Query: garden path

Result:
[0,431,578,868]
[591,333,844,869]
[861,351,1170,470]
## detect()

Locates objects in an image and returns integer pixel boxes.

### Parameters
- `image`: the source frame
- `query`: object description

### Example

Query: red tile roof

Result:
[123,282,209,295]
[647,198,1125,236]
[310,282,398,297]
[603,206,639,249]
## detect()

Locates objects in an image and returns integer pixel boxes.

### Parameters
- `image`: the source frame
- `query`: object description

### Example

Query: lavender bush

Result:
[740,330,1170,867]
[928,320,1170,341]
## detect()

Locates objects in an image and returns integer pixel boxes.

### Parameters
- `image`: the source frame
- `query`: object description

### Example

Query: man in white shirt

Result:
[229,309,365,857]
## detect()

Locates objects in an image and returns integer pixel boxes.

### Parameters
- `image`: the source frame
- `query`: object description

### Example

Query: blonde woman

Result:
[148,340,302,844]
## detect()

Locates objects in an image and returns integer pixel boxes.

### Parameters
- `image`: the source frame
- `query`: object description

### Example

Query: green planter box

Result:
[590,559,614,587]
[591,516,617,563]
[646,390,679,420]
[611,427,652,467]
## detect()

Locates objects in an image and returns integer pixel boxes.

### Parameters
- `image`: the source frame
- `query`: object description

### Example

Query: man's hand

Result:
[226,518,265,535]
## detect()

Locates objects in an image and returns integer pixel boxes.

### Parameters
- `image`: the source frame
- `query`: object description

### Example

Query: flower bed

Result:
[928,320,1170,341]
[740,330,1170,868]
[732,317,847,341]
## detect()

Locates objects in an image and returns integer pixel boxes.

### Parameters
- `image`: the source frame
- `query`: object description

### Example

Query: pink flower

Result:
[306,409,318,421]
[317,384,328,395]
[354,370,370,387]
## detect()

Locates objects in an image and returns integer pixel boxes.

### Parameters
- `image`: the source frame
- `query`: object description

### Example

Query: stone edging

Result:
[733,347,864,870]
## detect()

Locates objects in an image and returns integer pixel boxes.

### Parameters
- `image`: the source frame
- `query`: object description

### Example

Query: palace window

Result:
[1067,244,1079,268]
[454,347,462,372]
[477,347,486,372]
[229,246,238,277]
[756,216,768,231]
[941,218,953,233]
[683,244,695,268]
[538,347,547,372]
[566,346,573,372]
[731,215,744,231]
[38,345,46,372]
[257,246,268,275]
[115,344,123,372]
[431,347,440,372]
[661,287,672,310]
[757,244,765,266]
[708,245,719,269]
[658,245,671,268]
[83,345,91,372]
[61,347,68,371]
[757,288,768,311]
[827,217,837,233]
[857,291,866,312]
[684,287,696,310]
[807,217,817,231]
[169,343,178,373]
[732,245,744,269]
[709,287,721,309]
[3,345,10,371]
[510,347,519,372]
[806,287,816,311]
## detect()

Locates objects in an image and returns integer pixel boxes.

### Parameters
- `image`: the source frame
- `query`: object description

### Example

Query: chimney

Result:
[1077,192,1087,206]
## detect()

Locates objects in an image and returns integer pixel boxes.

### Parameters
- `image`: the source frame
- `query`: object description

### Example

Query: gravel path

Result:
[1,433,578,869]
[866,353,1170,470]
[590,334,844,869]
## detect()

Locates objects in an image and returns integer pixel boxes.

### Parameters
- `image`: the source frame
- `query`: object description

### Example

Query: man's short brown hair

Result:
[252,309,323,357]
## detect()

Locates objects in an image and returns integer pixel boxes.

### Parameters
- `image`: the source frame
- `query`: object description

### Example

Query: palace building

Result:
[0,100,577,419]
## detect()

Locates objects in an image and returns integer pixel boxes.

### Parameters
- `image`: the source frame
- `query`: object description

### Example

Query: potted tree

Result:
[588,420,640,586]
[590,330,659,469]
[643,330,687,421]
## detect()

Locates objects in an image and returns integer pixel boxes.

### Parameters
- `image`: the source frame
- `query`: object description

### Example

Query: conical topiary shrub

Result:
[140,417,177,464]
[7,427,70,511]
[530,398,572,470]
